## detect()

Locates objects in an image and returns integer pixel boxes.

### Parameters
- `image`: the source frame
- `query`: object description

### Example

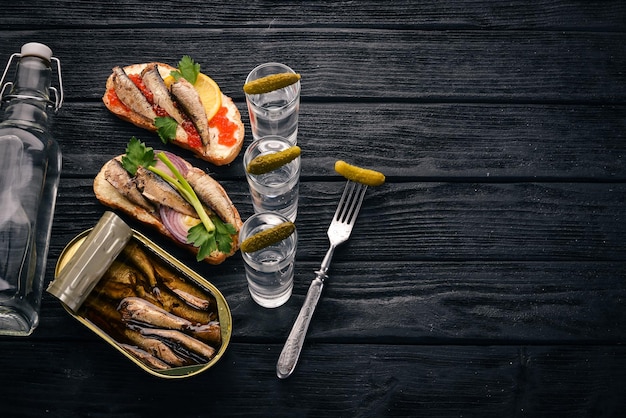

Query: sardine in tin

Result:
[48,212,232,379]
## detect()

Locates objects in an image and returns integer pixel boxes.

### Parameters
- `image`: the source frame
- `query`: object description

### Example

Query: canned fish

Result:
[48,212,232,378]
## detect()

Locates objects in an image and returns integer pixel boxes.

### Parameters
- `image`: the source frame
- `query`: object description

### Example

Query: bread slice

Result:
[102,63,244,166]
[93,156,242,265]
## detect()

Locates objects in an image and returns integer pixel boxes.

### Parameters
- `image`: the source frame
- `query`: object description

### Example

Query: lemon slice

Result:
[194,73,222,121]
[240,221,296,253]
[247,146,301,175]
[335,160,386,186]
[163,74,175,88]
[243,73,301,95]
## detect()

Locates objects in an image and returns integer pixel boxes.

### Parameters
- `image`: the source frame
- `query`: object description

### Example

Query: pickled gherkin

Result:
[246,146,301,175]
[243,73,301,95]
[240,221,296,253]
[334,160,385,187]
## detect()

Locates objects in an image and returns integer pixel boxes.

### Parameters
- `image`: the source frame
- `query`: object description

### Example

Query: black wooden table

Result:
[1,1,625,417]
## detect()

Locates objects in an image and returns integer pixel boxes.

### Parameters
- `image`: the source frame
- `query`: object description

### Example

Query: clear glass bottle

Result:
[0,42,63,335]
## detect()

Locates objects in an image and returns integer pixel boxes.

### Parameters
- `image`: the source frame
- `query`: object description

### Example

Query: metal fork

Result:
[276,181,368,379]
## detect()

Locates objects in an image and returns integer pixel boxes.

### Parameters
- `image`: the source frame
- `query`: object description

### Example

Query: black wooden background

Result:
[1,1,625,417]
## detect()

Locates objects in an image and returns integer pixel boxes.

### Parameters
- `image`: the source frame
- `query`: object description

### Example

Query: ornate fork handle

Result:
[276,270,327,379]
[277,181,368,379]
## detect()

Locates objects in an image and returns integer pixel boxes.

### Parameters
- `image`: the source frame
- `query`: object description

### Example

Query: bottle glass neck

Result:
[1,56,52,127]
[12,56,52,102]
[2,101,49,128]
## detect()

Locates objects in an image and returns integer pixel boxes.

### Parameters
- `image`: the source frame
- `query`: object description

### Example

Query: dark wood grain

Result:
[29,177,626,348]
[48,179,626,262]
[32,258,626,344]
[0,342,624,417]
[1,1,624,417]
[1,0,625,31]
[54,102,626,180]
[1,29,624,102]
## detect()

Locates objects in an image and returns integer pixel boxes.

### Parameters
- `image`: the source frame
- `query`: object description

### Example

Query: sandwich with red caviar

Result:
[103,56,244,166]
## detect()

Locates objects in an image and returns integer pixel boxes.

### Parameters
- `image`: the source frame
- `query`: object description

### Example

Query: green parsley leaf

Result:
[119,137,236,262]
[188,222,216,261]
[187,215,236,261]
[155,116,178,144]
[170,55,200,85]
[213,216,237,254]
[121,137,155,176]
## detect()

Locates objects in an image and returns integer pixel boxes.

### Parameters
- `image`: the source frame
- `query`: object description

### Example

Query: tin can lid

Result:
[47,212,133,312]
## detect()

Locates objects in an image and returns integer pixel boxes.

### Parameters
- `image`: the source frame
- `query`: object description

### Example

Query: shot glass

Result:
[240,212,298,308]
[245,62,300,144]
[243,135,301,222]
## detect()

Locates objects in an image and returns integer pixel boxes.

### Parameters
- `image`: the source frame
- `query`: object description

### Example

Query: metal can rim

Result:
[55,227,233,379]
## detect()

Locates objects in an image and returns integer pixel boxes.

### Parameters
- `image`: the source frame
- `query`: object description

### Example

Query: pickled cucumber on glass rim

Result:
[243,73,301,95]
[334,160,386,186]
[246,146,301,175]
[240,221,296,253]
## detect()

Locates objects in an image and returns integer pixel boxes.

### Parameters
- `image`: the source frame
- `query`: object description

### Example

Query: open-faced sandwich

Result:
[102,57,244,166]
[94,138,242,264]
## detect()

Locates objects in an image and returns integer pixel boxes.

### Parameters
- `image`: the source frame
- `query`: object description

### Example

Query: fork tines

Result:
[335,181,368,224]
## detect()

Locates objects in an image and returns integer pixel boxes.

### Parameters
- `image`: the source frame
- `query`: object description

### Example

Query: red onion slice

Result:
[160,206,200,244]
[154,150,189,177]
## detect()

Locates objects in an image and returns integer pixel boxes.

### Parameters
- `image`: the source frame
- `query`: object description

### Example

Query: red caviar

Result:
[209,106,238,147]
[127,73,170,116]
[128,74,152,102]
[106,88,129,112]
[108,73,235,152]
[181,120,202,149]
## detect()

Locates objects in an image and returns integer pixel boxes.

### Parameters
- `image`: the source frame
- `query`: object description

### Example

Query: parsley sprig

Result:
[155,116,177,144]
[121,137,235,261]
[170,55,200,85]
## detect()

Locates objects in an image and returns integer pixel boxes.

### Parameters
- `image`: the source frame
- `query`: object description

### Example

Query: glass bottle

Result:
[0,42,63,335]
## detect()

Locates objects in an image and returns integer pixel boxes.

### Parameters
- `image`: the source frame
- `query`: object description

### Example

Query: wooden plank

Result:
[48,180,626,262]
[1,1,624,30]
[0,2,623,417]
[36,180,625,343]
[37,258,626,343]
[2,29,625,102]
[53,102,626,180]
[0,342,623,417]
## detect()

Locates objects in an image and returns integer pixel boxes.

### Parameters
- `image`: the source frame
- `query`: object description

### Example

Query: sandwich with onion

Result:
[94,138,242,264]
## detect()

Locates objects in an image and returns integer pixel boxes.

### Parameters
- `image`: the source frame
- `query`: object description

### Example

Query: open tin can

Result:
[48,212,232,378]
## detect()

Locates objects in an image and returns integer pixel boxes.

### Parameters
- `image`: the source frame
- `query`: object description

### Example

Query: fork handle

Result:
[276,272,327,379]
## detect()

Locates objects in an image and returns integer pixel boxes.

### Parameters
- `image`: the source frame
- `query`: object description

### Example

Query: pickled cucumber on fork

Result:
[334,160,386,187]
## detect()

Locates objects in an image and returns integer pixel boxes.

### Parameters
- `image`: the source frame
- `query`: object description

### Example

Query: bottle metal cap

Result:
[47,212,133,312]
[20,42,53,61]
